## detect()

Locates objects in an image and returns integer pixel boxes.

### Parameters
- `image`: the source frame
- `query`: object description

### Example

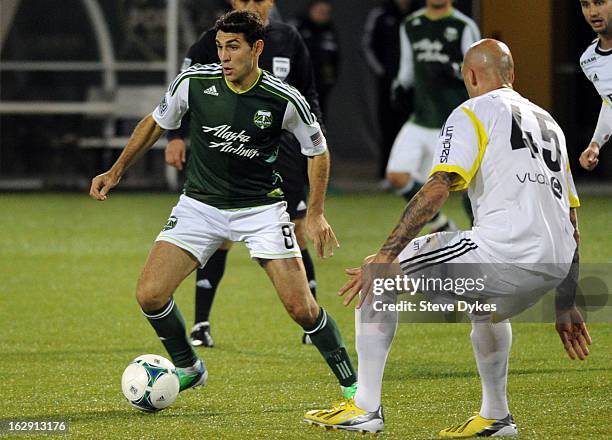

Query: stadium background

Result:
[0,0,610,189]
[1,2,610,439]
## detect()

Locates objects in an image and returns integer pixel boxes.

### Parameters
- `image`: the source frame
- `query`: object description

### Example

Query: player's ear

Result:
[466,68,477,88]
[254,39,264,57]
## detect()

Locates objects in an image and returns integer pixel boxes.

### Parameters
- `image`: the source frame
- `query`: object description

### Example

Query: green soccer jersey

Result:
[396,8,480,128]
[152,64,326,209]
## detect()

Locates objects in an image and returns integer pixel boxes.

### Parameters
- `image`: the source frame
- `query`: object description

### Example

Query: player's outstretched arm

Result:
[90,114,165,201]
[554,208,592,360]
[305,150,339,258]
[338,171,453,308]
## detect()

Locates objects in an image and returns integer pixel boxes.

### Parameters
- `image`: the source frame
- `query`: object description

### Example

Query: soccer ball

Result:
[121,354,180,412]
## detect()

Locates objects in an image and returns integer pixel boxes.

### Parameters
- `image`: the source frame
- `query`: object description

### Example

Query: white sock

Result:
[470,319,512,420]
[354,291,398,412]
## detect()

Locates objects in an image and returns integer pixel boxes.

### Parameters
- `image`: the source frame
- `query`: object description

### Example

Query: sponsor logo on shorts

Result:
[162,215,178,231]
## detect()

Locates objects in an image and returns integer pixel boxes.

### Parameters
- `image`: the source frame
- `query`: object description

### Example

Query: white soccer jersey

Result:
[429,88,579,268]
[580,39,612,146]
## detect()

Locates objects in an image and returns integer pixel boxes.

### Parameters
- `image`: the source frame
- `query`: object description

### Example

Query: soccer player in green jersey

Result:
[387,0,480,229]
[90,10,357,399]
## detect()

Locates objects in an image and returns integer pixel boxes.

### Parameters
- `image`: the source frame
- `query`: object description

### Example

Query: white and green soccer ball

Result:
[121,354,180,412]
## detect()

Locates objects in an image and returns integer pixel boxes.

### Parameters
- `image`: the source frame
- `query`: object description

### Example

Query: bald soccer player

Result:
[303,39,591,437]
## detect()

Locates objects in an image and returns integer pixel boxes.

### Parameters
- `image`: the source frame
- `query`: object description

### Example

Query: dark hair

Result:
[214,10,265,46]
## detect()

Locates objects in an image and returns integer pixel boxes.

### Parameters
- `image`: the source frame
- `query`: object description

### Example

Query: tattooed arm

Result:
[377,171,454,263]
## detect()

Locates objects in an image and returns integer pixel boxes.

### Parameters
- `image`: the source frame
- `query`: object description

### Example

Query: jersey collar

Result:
[425,7,453,21]
[595,39,612,56]
[224,68,262,94]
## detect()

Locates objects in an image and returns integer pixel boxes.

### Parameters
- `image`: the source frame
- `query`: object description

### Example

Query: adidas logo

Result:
[203,85,219,96]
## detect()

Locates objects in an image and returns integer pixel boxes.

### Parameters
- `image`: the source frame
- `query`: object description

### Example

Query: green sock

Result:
[143,298,197,368]
[305,308,357,387]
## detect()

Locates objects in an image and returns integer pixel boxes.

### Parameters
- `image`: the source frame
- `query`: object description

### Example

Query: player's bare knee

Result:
[286,297,318,328]
[135,278,169,312]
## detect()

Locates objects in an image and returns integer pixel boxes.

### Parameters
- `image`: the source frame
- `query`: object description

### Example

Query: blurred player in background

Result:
[579,0,612,171]
[363,0,415,184]
[165,0,324,347]
[305,39,590,437]
[291,0,340,119]
[91,10,357,400]
[388,0,480,228]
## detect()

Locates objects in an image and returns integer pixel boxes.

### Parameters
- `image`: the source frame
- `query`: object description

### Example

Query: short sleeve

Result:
[152,77,190,130]
[281,100,327,156]
[429,105,488,191]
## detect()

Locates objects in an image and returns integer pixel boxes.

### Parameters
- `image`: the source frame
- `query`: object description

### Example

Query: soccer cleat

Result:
[303,399,384,433]
[190,322,214,347]
[175,359,208,392]
[439,413,518,437]
[302,333,313,345]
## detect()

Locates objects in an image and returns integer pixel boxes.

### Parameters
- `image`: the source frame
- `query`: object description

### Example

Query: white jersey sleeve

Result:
[592,100,612,147]
[151,78,190,130]
[281,101,327,156]
[429,104,487,191]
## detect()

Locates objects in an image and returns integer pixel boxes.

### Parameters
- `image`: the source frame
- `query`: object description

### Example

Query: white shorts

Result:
[397,230,567,319]
[386,121,440,181]
[156,195,301,267]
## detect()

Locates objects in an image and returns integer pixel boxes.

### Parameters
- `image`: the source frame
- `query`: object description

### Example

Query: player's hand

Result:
[579,142,600,171]
[338,254,397,309]
[306,213,339,258]
[555,306,592,360]
[338,254,375,307]
[165,138,187,170]
[89,171,121,201]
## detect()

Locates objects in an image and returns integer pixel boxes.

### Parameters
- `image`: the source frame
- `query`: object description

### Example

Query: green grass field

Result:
[1,192,610,439]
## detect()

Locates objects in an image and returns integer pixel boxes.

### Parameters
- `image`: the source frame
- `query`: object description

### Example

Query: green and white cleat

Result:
[175,359,208,392]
